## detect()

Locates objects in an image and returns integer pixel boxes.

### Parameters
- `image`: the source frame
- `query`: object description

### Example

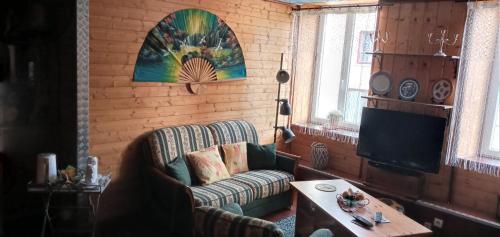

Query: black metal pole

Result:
[274,83,281,144]
[273,53,284,143]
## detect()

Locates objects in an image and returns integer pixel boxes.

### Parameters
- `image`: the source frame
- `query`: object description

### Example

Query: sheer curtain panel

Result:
[446,1,500,176]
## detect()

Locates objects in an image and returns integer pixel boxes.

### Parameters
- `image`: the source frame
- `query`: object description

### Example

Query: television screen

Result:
[356,107,447,173]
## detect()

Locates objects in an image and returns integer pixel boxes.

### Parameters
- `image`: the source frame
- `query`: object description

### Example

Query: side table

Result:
[27,175,111,237]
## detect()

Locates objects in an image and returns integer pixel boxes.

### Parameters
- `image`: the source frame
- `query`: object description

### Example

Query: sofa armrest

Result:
[194,206,284,237]
[276,151,299,176]
[147,166,194,206]
[146,166,195,236]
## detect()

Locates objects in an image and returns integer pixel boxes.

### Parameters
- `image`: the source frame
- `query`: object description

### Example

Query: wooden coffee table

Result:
[291,179,432,237]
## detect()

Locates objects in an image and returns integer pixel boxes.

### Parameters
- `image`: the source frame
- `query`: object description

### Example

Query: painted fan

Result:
[179,58,217,83]
[133,9,246,84]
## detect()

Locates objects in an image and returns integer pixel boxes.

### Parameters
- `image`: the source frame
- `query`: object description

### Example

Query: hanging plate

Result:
[398,78,420,101]
[133,9,246,83]
[369,71,392,96]
[431,79,453,104]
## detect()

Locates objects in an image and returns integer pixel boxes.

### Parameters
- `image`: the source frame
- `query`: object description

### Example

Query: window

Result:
[311,10,376,126]
[481,36,500,158]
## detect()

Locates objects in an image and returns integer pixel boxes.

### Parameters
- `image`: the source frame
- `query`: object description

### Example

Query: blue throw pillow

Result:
[247,143,276,170]
[165,156,191,186]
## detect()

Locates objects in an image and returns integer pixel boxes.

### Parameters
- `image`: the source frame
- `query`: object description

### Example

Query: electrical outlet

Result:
[424,222,432,229]
[433,218,444,228]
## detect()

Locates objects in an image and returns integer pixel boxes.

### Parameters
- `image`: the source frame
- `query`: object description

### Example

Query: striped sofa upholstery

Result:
[191,178,256,208]
[194,206,283,237]
[147,124,215,169]
[207,120,259,145]
[191,170,294,208]
[231,170,294,200]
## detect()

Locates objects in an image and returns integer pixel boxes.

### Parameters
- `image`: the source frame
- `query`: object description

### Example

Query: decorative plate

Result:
[432,79,453,104]
[336,194,370,212]
[315,183,336,192]
[398,78,420,101]
[369,71,392,96]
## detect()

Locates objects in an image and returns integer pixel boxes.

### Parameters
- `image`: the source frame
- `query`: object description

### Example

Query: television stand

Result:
[364,161,425,199]
[367,161,423,177]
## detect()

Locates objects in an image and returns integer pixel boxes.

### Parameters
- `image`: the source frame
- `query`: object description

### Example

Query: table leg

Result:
[40,192,53,237]
[89,193,102,237]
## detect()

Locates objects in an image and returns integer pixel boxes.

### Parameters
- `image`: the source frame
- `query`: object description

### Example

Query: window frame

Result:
[480,38,500,159]
[310,10,374,128]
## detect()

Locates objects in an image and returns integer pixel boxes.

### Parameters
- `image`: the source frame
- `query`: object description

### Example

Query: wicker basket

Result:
[311,142,329,170]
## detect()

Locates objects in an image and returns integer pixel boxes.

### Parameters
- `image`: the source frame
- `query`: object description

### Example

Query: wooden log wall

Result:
[288,1,500,219]
[89,0,293,219]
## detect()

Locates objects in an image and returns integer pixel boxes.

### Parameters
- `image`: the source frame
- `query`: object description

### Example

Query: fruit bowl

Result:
[336,188,370,212]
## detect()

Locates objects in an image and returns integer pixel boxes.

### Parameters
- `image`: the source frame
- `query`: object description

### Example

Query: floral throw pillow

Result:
[187,145,230,185]
[221,142,248,175]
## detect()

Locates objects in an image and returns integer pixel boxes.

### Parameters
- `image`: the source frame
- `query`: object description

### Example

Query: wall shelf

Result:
[366,52,460,60]
[367,52,460,77]
[361,95,454,110]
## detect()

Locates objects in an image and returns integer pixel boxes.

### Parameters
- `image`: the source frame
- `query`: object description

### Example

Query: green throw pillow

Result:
[247,143,276,170]
[165,156,191,186]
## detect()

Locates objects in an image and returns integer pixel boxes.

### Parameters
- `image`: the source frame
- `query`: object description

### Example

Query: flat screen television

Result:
[356,107,447,173]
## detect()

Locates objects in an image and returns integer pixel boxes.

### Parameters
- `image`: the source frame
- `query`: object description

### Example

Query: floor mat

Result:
[274,215,295,237]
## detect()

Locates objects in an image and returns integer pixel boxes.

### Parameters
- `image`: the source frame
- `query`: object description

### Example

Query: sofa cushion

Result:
[191,178,256,208]
[231,170,294,200]
[247,143,276,170]
[187,145,231,185]
[221,142,249,175]
[165,156,191,186]
[191,170,294,208]
[220,203,244,215]
[207,120,259,145]
[147,124,215,169]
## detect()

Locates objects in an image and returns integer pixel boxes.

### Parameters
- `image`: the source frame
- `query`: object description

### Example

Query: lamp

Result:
[279,99,292,116]
[276,126,296,144]
[273,53,295,143]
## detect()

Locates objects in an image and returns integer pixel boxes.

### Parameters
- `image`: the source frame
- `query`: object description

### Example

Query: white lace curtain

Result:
[446,1,500,176]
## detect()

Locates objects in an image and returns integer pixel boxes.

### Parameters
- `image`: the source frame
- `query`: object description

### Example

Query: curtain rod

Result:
[266,0,470,11]
[292,3,392,11]
[262,0,387,9]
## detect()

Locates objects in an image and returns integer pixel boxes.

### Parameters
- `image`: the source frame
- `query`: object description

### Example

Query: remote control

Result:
[353,215,374,228]
[374,212,383,223]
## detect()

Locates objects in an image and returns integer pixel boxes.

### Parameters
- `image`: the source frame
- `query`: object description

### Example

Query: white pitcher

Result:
[36,153,57,184]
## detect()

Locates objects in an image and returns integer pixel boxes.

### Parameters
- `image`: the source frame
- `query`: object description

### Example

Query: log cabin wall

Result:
[89,0,293,219]
[288,0,500,219]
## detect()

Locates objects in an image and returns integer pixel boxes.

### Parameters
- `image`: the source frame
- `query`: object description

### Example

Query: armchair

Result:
[194,204,333,237]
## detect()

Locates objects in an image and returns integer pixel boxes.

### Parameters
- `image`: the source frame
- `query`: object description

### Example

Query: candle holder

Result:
[371,31,389,53]
[428,30,459,57]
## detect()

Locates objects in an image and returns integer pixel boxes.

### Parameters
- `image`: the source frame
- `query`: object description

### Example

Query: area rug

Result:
[275,215,296,237]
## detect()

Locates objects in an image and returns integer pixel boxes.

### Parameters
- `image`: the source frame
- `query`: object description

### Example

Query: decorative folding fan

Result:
[133,9,246,93]
[178,58,217,83]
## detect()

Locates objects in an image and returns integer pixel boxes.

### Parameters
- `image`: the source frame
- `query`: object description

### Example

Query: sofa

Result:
[143,120,297,236]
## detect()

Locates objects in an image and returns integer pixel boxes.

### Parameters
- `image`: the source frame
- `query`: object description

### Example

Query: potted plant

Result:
[324,110,343,129]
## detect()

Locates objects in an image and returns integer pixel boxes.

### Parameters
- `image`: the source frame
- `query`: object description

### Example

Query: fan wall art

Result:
[133,9,247,94]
